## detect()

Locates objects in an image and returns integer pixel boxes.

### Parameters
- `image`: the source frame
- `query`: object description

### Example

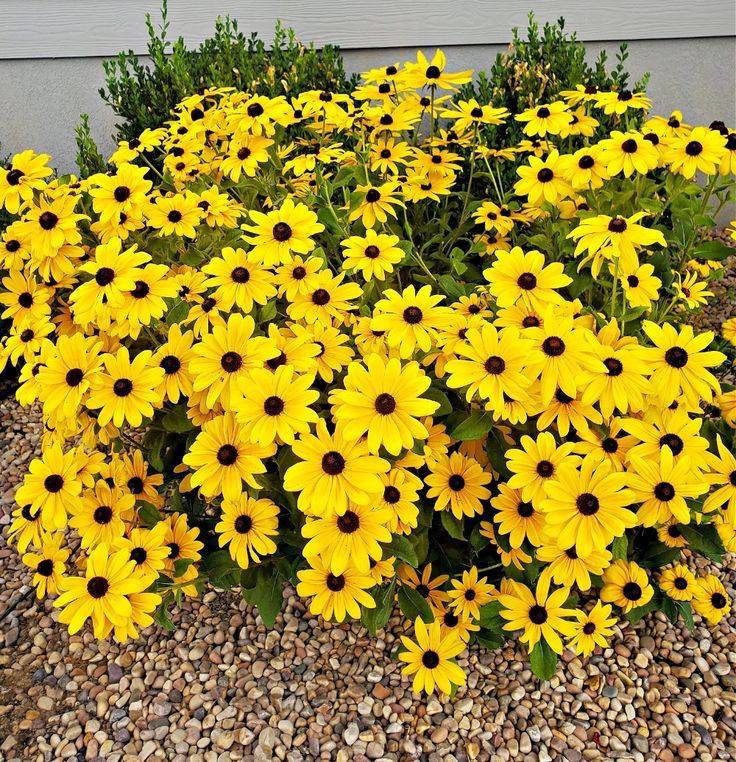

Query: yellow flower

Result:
[601,560,654,613]
[660,563,697,602]
[70,481,134,549]
[598,131,659,177]
[341,229,404,281]
[692,574,731,624]
[216,495,279,569]
[296,557,376,623]
[567,601,616,657]
[425,451,492,519]
[22,532,69,598]
[514,151,573,206]
[399,618,466,696]
[447,567,495,620]
[145,192,203,237]
[88,163,152,222]
[287,270,363,326]
[515,101,572,137]
[348,181,403,229]
[201,246,276,312]
[0,150,52,214]
[662,126,726,178]
[404,49,472,90]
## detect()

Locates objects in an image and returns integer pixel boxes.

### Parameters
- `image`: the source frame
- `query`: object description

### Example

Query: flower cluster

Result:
[2,48,735,694]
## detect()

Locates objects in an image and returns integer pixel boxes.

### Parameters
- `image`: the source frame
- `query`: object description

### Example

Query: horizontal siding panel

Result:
[1,1,734,59]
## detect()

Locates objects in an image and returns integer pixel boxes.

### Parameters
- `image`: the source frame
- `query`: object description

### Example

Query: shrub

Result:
[99,1,357,143]
[1,47,735,694]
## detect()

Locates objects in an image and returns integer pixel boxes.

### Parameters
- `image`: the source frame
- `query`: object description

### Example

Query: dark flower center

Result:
[95,267,116,287]
[20,328,34,342]
[443,611,459,627]
[537,168,554,182]
[464,588,476,600]
[383,485,401,504]
[621,139,638,153]
[114,186,131,202]
[378,83,391,94]
[113,378,133,397]
[726,133,736,150]
[44,474,64,493]
[364,245,380,259]
[517,272,537,290]
[425,65,441,79]
[659,433,684,456]
[403,306,423,324]
[517,501,534,518]
[654,482,676,501]
[522,315,540,328]
[18,292,34,308]
[93,506,113,525]
[627,275,640,287]
[247,103,265,117]
[312,288,331,306]
[542,337,566,357]
[674,577,688,590]
[201,296,217,312]
[604,357,624,377]
[326,573,346,592]
[470,107,484,118]
[685,141,703,156]
[160,355,181,375]
[292,266,307,279]
[566,547,578,559]
[272,222,292,241]
[529,605,548,624]
[484,355,506,375]
[618,90,633,101]
[167,210,183,223]
[266,351,287,370]
[168,543,180,559]
[37,559,54,577]
[711,592,727,609]
[87,576,110,599]
[131,280,150,299]
[65,368,84,387]
[6,169,24,185]
[535,458,555,478]
[729,470,736,487]
[337,510,360,534]
[578,155,595,169]
[5,240,20,253]
[220,351,243,373]
[322,451,346,475]
[237,147,251,160]
[664,347,688,368]
[380,148,391,158]
[39,211,58,230]
[448,474,466,491]
[216,444,239,466]
[576,492,600,516]
[263,396,285,416]
[608,217,628,233]
[602,437,619,453]
[623,582,642,601]
[234,515,253,534]
[375,392,397,415]
[127,476,144,494]
[422,650,440,668]
[416,584,430,597]
[365,189,381,202]
[583,622,596,635]
[555,388,574,404]
[231,266,250,284]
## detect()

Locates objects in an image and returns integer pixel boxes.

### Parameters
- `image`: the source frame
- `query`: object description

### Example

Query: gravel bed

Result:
[1,398,736,761]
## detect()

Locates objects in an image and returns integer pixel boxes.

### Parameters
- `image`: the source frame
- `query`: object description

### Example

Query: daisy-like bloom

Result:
[568,146,610,190]
[242,198,324,266]
[399,618,466,696]
[445,322,533,410]
[662,126,726,178]
[581,341,652,418]
[438,607,479,643]
[348,181,403,229]
[302,502,392,574]
[329,354,438,455]
[525,308,603,405]
[439,99,509,132]
[594,89,651,116]
[371,285,452,359]
[216,495,279,569]
[560,107,599,139]
[201,246,276,312]
[674,271,714,310]
[0,150,52,213]
[118,263,179,338]
[641,321,725,407]
[692,574,731,624]
[7,504,45,553]
[704,435,736,514]
[568,212,667,277]
[161,511,203,576]
[425,451,492,520]
[195,186,243,229]
[404,49,472,91]
[369,136,413,174]
[114,524,169,580]
[378,467,423,534]
[601,560,654,613]
[399,563,450,614]
[296,557,376,623]
[598,131,659,178]
[499,576,576,654]
[622,408,709,468]
[535,541,611,592]
[14,444,82,531]
[145,192,203,237]
[284,418,389,516]
[447,567,495,620]
[154,323,195,404]
[515,101,572,137]
[36,333,103,420]
[402,170,455,203]
[233,365,319,446]
[87,163,152,222]
[287,270,363,326]
[55,543,152,639]
[621,263,662,309]
[19,191,86,263]
[190,313,278,409]
[536,386,602,437]
[292,322,353,383]
[721,317,736,346]
[368,555,396,585]
[473,201,515,235]
[660,563,697,602]
[567,601,617,658]
[493,484,546,548]
[718,130,736,175]
[506,432,580,507]
[0,271,51,326]
[183,413,276,501]
[86,347,163,428]
[70,481,134,549]
[541,456,636,557]
[341,229,404,281]
[627,447,707,526]
[273,255,323,301]
[22,532,69,598]
[514,150,573,207]
[218,134,274,180]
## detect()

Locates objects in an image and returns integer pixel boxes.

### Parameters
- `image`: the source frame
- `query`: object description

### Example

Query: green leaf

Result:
[241,567,285,628]
[530,640,558,681]
[143,429,166,471]
[173,557,194,578]
[166,298,190,325]
[680,523,725,563]
[611,534,628,561]
[361,578,396,635]
[200,550,240,588]
[259,300,277,322]
[475,629,504,650]
[409,530,430,566]
[626,596,659,624]
[162,404,195,433]
[478,600,503,630]
[437,274,466,300]
[635,539,680,569]
[440,511,465,540]
[138,501,162,528]
[425,386,453,417]
[384,535,418,567]
[692,240,734,261]
[450,411,493,441]
[397,585,434,623]
[154,601,175,632]
[678,600,695,631]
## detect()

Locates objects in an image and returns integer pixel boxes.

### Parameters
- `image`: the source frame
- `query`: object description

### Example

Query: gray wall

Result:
[0,38,734,175]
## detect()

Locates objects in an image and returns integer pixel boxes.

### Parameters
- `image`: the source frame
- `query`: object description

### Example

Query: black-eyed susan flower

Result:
[70,481,134,549]
[621,263,662,309]
[660,563,697,602]
[114,524,169,580]
[216,495,279,569]
[145,192,203,237]
[201,246,276,312]
[399,618,466,696]
[692,574,731,624]
[600,560,653,613]
[514,150,573,206]
[662,126,726,178]
[404,49,472,91]
[7,504,45,553]
[22,532,69,598]
[348,181,403,229]
[492,484,546,548]
[535,541,611,592]
[515,101,572,137]
[567,601,616,657]
[377,467,422,534]
[399,563,449,614]
[0,149,52,214]
[594,89,651,116]
[287,270,363,326]
[598,131,659,177]
[273,255,323,301]
[296,557,376,623]
[218,134,274,180]
[88,163,152,222]
[447,567,495,620]
[341,229,404,281]
[425,451,492,519]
